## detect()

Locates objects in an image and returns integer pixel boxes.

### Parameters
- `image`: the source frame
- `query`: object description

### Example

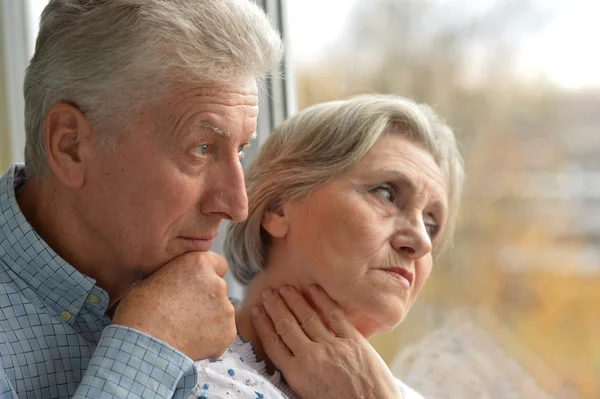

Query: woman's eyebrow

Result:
[429,200,448,220]
[379,169,417,191]
[380,169,448,215]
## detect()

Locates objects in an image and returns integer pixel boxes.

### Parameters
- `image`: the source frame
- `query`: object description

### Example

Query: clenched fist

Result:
[112,251,236,360]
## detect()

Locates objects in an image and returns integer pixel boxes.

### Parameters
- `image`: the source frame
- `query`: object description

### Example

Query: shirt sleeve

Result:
[73,325,198,399]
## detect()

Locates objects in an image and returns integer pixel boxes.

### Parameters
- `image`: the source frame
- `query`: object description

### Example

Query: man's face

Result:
[78,80,257,279]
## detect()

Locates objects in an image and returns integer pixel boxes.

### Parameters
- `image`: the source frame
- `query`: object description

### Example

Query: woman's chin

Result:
[382,297,410,324]
[377,315,405,334]
[350,306,406,337]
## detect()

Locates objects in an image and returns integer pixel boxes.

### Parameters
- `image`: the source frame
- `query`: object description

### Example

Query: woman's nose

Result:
[391,217,433,259]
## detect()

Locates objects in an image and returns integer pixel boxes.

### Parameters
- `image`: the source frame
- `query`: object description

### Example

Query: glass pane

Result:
[27,0,50,53]
[286,0,599,398]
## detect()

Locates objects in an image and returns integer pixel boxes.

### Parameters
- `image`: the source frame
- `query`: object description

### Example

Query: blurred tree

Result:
[294,0,598,397]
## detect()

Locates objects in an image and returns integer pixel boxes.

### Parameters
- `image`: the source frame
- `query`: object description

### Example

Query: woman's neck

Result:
[235,268,304,373]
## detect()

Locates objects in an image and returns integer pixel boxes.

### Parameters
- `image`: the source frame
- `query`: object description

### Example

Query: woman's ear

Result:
[262,205,289,238]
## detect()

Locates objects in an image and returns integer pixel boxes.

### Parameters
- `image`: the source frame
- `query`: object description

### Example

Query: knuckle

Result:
[191,251,223,268]
[328,308,345,323]
[275,318,294,337]
[299,312,319,329]
[185,251,206,265]
[205,251,224,265]
[214,252,227,265]
[263,333,280,353]
[223,301,236,320]
[214,276,228,293]
[223,322,237,346]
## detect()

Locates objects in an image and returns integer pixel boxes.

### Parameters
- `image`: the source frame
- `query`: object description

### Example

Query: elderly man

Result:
[0,0,282,397]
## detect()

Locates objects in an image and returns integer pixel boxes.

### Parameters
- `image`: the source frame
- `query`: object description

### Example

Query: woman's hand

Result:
[252,285,402,399]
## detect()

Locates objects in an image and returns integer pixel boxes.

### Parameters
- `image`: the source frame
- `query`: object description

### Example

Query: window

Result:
[284,0,599,398]
[0,0,51,166]
[1,1,596,397]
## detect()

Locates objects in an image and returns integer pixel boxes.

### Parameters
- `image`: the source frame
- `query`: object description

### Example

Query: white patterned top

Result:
[189,334,424,399]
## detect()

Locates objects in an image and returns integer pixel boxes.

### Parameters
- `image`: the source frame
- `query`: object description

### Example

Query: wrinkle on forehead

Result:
[153,79,257,119]
[151,82,259,140]
[167,85,258,111]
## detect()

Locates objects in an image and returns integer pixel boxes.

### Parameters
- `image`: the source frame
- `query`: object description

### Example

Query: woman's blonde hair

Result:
[224,94,464,285]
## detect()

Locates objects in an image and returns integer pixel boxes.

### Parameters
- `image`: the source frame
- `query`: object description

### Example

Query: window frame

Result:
[0,0,31,164]
[223,0,293,297]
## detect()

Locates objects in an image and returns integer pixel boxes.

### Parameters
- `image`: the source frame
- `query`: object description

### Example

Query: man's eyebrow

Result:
[192,121,231,139]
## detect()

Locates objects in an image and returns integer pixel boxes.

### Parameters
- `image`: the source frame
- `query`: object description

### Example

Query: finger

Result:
[206,252,228,278]
[262,289,312,354]
[309,285,355,338]
[252,305,293,371]
[278,286,332,342]
[174,251,229,278]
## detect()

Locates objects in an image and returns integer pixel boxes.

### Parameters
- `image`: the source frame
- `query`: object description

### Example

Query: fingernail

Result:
[262,289,274,301]
[252,306,262,318]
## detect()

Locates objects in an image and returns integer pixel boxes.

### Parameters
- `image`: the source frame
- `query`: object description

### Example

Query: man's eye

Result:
[194,144,209,156]
[373,184,395,202]
[238,144,248,159]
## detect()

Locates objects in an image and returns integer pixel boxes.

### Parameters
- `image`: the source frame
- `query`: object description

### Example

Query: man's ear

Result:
[262,204,289,238]
[44,103,94,188]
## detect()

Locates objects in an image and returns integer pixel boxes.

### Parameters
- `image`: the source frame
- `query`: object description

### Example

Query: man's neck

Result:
[16,177,134,307]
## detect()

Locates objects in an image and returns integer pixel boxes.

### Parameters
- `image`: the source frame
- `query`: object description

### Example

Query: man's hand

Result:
[112,251,236,361]
[252,285,402,399]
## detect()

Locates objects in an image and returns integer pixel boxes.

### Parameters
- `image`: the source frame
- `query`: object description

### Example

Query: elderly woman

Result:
[190,94,464,398]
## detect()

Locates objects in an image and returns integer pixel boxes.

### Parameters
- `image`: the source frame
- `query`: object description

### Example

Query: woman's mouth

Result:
[380,267,413,288]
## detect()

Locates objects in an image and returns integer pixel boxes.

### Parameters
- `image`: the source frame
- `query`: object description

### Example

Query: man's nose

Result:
[201,158,248,222]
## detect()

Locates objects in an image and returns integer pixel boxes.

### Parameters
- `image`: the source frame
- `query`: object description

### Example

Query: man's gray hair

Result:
[224,94,465,285]
[24,0,283,177]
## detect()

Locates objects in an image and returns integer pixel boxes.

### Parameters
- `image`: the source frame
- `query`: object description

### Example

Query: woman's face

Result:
[264,133,448,337]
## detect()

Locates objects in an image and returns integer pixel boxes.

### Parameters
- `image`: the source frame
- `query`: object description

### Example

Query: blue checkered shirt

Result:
[0,164,198,398]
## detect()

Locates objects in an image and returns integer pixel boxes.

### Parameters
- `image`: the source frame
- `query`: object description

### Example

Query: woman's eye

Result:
[424,216,439,238]
[193,144,209,157]
[373,184,395,202]
[425,223,438,238]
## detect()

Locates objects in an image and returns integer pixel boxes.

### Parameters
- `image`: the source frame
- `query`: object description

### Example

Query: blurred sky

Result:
[26,0,600,90]
[285,0,600,90]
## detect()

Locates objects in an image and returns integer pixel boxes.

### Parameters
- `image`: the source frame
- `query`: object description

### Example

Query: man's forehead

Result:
[188,121,258,142]
[190,78,259,99]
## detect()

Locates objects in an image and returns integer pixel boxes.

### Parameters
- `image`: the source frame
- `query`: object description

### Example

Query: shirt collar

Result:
[0,163,109,319]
